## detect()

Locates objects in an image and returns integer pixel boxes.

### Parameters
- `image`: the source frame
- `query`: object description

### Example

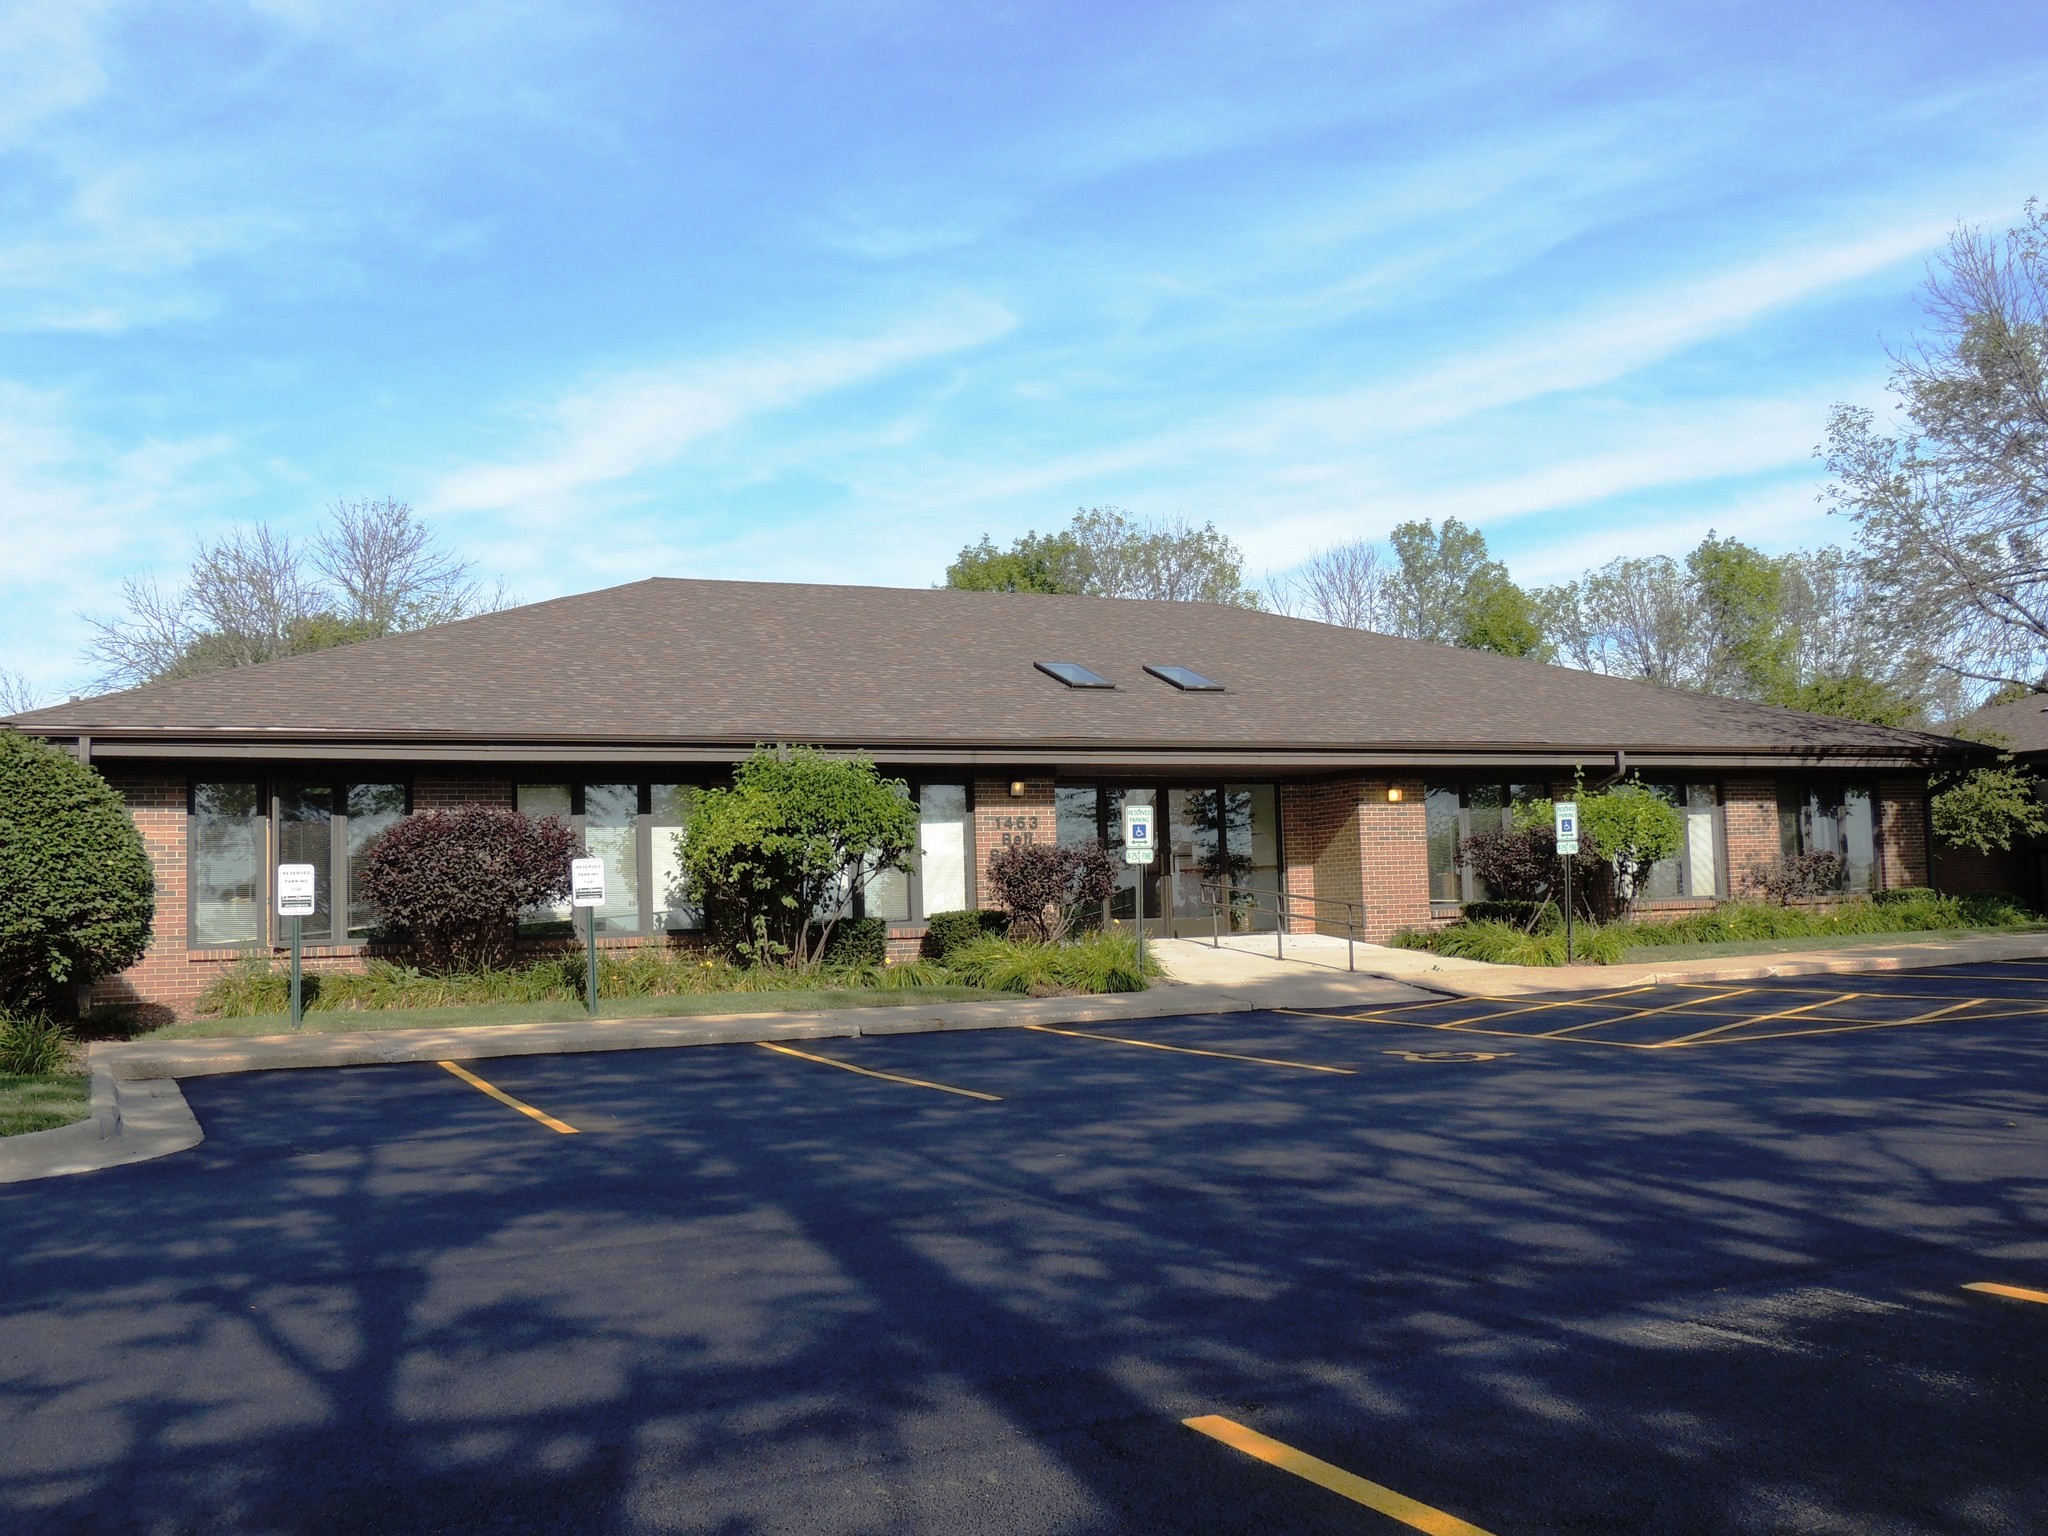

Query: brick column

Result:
[1875,776,1930,889]
[1281,777,1428,940]
[88,775,207,1018]
[1721,776,1778,899]
[972,777,1053,908]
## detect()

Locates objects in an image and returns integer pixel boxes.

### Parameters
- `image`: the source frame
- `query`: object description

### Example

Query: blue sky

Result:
[4,1,2046,696]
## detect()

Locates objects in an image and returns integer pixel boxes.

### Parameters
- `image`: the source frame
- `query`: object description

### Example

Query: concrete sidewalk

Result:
[1157,928,2048,998]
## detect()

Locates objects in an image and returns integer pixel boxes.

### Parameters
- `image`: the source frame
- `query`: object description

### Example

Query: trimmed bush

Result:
[0,1014,73,1075]
[920,908,1009,961]
[1744,853,1845,904]
[681,746,918,966]
[355,806,578,971]
[822,916,887,967]
[0,733,154,1015]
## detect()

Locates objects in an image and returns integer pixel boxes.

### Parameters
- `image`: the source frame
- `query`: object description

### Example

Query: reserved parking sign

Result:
[1554,802,1579,855]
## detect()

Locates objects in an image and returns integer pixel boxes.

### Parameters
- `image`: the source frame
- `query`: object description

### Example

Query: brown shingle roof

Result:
[3,578,1977,768]
[1962,693,2048,756]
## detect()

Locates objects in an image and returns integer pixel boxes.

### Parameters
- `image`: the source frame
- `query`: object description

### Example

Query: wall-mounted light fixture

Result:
[1009,780,1027,798]
[1386,786,1404,802]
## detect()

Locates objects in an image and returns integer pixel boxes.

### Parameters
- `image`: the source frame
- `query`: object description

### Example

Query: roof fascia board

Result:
[74,739,1971,771]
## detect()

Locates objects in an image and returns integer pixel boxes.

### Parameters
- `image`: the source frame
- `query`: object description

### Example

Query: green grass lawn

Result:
[1618,924,2048,963]
[0,1073,91,1137]
[125,984,1005,1041]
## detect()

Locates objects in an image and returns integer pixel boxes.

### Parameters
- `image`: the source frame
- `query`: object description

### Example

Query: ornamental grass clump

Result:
[355,805,578,971]
[0,1014,74,1076]
[943,931,1155,994]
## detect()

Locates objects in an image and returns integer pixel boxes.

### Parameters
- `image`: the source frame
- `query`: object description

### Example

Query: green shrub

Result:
[942,931,1156,994]
[0,733,155,1015]
[920,908,1009,961]
[0,1015,74,1075]
[1873,886,1938,906]
[823,916,887,968]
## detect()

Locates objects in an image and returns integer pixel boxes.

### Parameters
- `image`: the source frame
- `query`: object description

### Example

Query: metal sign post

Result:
[1121,804,1157,978]
[275,863,317,1028]
[570,856,606,1015]
[1554,802,1580,965]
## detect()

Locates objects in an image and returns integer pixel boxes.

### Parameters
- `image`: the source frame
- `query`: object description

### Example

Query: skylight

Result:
[1144,664,1224,692]
[1034,661,1115,689]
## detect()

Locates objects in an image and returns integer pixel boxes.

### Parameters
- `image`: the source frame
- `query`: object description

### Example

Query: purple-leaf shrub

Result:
[987,840,1119,943]
[355,806,578,971]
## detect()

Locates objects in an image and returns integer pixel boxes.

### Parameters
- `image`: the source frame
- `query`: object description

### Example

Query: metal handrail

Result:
[1196,880,1365,972]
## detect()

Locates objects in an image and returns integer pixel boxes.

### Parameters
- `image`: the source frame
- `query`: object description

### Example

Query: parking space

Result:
[1290,960,2048,1051]
[4,964,2048,1533]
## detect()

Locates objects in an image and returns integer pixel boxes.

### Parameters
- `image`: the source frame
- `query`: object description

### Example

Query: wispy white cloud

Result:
[426,301,1017,515]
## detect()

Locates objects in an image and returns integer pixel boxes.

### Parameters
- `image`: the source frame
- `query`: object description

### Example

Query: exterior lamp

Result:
[1009,780,1027,798]
[1386,786,1404,802]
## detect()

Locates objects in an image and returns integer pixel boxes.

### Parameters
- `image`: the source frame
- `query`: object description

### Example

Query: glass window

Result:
[1683,783,1720,898]
[918,784,971,917]
[1168,787,1226,918]
[192,782,264,946]
[1055,786,1100,849]
[1223,783,1281,931]
[517,785,574,930]
[1777,782,1875,893]
[345,783,406,938]
[650,784,701,932]
[277,784,335,942]
[583,783,642,934]
[1425,785,1461,903]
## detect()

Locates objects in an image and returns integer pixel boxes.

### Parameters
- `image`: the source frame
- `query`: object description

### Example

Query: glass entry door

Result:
[1057,782,1280,936]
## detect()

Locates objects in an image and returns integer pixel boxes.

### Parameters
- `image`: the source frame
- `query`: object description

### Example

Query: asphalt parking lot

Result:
[5,963,2048,1535]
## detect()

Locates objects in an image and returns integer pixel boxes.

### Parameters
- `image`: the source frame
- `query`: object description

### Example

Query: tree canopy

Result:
[945,507,1262,607]
[1824,199,2048,699]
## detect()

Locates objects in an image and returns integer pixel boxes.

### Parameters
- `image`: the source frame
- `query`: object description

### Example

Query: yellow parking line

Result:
[1539,988,1753,1037]
[437,1060,580,1134]
[1276,1009,1660,1049]
[1183,1416,1496,1535]
[1281,985,1657,1032]
[1026,1023,1354,1074]
[1965,1281,2048,1306]
[754,1041,1002,1101]
[1656,993,1862,1048]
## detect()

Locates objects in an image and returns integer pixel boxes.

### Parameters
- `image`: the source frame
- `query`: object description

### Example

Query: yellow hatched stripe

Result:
[1656,993,1862,1048]
[1183,1416,1497,1535]
[437,1060,580,1134]
[1026,1023,1354,1074]
[1539,987,1753,1037]
[754,1041,1002,1101]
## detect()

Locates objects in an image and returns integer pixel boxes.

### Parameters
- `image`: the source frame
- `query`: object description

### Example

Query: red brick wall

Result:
[972,776,1052,904]
[1280,777,1429,941]
[416,779,515,809]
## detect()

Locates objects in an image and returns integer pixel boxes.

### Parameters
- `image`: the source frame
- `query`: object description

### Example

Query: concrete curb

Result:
[0,1069,203,1185]
[88,973,1424,1083]
[1366,930,2048,999]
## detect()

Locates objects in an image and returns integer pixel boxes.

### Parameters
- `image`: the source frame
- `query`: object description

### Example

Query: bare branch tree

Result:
[0,668,49,715]
[314,496,482,632]
[81,498,505,692]
[1270,540,1391,630]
